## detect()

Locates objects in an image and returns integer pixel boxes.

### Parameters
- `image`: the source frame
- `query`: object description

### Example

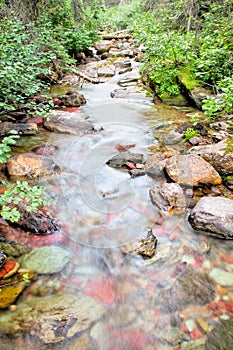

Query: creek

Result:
[0,64,233,350]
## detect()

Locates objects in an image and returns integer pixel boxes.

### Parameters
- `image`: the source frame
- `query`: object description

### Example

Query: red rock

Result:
[113,330,147,349]
[125,161,137,169]
[32,145,58,156]
[115,143,136,152]
[84,278,115,305]
[189,328,203,340]
[0,260,17,278]
[53,98,62,106]
[226,301,233,312]
[63,107,80,112]
[181,324,189,333]
[220,254,233,264]
[26,116,44,126]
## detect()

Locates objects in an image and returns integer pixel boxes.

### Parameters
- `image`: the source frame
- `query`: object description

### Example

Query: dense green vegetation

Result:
[0,0,232,117]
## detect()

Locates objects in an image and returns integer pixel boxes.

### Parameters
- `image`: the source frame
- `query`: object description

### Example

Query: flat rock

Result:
[0,122,38,136]
[189,139,233,176]
[22,246,70,274]
[0,292,105,343]
[205,319,233,350]
[7,153,60,178]
[110,86,152,101]
[189,196,233,239]
[149,182,186,215]
[107,151,145,168]
[165,154,222,186]
[210,268,233,286]
[0,279,25,309]
[44,111,94,135]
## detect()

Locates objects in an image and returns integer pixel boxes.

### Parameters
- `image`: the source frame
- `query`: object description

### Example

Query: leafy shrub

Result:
[0,131,19,164]
[0,180,52,222]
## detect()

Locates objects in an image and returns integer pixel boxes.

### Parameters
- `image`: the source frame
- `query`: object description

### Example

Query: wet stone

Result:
[60,90,86,107]
[22,246,70,274]
[0,250,7,268]
[161,266,216,313]
[205,319,233,350]
[0,239,29,257]
[189,196,233,239]
[121,230,157,258]
[210,268,233,287]
[107,151,145,168]
[0,122,38,136]
[165,155,222,187]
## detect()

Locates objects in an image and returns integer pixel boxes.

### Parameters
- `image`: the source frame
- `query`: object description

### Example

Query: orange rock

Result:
[0,260,19,279]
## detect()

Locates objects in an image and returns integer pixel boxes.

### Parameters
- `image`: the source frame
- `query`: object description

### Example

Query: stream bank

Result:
[0,30,233,350]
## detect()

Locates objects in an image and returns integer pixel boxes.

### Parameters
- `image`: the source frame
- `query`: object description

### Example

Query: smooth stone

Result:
[44,110,94,135]
[189,196,233,239]
[165,154,222,186]
[210,268,233,286]
[22,246,70,274]
[0,122,38,136]
[107,151,145,168]
[0,281,25,309]
[0,292,105,343]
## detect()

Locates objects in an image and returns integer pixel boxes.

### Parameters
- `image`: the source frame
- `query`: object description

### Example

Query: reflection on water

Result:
[1,84,233,350]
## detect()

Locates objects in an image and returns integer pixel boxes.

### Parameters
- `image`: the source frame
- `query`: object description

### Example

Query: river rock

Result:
[0,279,25,309]
[0,250,7,268]
[22,246,70,274]
[149,183,186,215]
[0,122,38,136]
[107,151,145,168]
[32,144,58,155]
[7,153,60,178]
[209,268,233,286]
[0,238,29,257]
[189,139,233,176]
[165,155,222,186]
[189,196,233,239]
[60,90,86,107]
[163,129,184,145]
[146,152,166,179]
[43,111,94,135]
[0,292,105,343]
[205,319,233,350]
[14,201,61,235]
[121,229,157,257]
[161,266,216,313]
[110,86,152,101]
[97,65,115,77]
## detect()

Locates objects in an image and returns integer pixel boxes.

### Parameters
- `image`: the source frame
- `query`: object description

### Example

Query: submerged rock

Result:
[44,111,94,135]
[0,260,19,279]
[0,280,25,309]
[121,230,157,257]
[165,154,222,187]
[107,151,145,169]
[22,246,70,274]
[32,144,59,156]
[149,182,186,215]
[205,319,233,350]
[189,196,233,239]
[0,250,7,268]
[161,266,216,313]
[7,153,60,178]
[0,292,105,343]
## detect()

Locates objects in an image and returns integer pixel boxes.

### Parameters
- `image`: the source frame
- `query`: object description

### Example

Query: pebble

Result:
[210,268,233,287]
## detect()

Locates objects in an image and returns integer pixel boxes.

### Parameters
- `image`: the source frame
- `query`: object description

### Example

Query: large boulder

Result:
[189,196,233,239]
[189,139,233,176]
[7,153,60,178]
[165,154,222,186]
[149,182,186,215]
[43,111,94,135]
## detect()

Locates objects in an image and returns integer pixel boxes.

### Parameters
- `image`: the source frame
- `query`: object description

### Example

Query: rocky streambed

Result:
[0,30,233,349]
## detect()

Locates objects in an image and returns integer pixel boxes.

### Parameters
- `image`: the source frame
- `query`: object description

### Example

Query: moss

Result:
[178,67,198,91]
[224,139,233,154]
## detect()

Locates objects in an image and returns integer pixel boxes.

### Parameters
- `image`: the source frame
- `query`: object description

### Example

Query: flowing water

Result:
[1,80,233,350]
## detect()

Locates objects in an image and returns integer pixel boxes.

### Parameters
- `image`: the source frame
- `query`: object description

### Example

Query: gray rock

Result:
[22,246,70,274]
[107,151,145,168]
[189,196,233,239]
[165,155,222,186]
[149,182,186,215]
[210,268,233,286]
[44,111,94,135]
[0,122,38,136]
[121,229,157,257]
[161,266,216,313]
[0,292,105,344]
[205,319,233,350]
[163,130,184,145]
